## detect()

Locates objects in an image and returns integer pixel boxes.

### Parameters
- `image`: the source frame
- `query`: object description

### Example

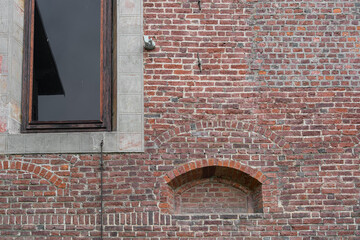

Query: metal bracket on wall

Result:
[198,0,201,10]
[197,53,202,73]
[144,36,156,50]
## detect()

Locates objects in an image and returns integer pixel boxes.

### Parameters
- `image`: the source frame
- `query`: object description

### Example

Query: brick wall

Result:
[175,179,250,214]
[0,0,360,239]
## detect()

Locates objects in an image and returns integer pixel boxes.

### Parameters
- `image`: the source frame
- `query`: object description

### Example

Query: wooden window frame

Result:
[21,0,112,133]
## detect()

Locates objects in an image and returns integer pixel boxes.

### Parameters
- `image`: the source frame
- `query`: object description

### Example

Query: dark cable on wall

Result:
[198,0,201,10]
[100,140,104,240]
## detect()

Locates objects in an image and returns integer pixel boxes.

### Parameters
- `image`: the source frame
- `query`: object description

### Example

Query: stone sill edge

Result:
[0,132,144,154]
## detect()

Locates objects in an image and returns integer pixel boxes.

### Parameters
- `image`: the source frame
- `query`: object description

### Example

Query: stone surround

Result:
[0,0,144,154]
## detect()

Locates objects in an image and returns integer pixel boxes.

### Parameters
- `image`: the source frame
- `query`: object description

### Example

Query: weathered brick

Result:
[0,0,359,238]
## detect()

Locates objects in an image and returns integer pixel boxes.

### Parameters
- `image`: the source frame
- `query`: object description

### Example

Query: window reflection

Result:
[33,0,101,121]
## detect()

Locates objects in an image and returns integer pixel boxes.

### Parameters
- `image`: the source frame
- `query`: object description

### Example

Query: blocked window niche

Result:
[165,166,263,214]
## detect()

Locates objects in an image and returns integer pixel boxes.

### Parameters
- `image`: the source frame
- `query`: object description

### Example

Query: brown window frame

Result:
[21,0,112,133]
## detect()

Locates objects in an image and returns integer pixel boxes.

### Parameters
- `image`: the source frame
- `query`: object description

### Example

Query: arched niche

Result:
[162,164,265,214]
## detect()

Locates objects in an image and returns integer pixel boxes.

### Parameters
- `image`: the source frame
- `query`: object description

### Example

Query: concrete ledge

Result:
[2,132,143,154]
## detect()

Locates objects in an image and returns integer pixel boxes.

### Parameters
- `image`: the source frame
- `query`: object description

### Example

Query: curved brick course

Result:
[0,160,67,189]
[164,159,270,186]
[153,120,289,150]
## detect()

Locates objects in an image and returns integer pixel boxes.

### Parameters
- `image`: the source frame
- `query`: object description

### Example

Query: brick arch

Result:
[164,159,270,187]
[160,159,271,214]
[0,160,67,189]
[152,120,289,150]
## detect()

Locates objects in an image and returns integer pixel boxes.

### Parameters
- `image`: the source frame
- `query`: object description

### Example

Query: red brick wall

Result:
[1,0,360,239]
[176,179,249,214]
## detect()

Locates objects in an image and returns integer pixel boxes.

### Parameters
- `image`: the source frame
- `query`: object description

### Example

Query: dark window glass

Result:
[22,0,112,132]
[33,0,101,121]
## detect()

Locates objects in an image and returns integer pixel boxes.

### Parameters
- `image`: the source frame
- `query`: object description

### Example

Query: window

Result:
[0,0,143,154]
[21,0,112,132]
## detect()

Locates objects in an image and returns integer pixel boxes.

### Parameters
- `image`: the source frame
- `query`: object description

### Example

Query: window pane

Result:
[33,0,101,121]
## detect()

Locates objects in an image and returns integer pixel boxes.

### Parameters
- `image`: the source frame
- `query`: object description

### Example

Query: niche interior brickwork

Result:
[176,178,253,214]
[161,160,267,215]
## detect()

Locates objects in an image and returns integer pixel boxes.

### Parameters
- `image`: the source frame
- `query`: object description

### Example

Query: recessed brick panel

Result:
[163,163,265,214]
[176,180,249,214]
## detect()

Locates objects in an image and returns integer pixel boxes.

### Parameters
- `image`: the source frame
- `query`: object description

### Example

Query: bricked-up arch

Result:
[152,120,289,150]
[161,159,270,214]
[0,160,66,189]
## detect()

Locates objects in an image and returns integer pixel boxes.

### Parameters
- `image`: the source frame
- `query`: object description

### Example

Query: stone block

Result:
[118,0,141,15]
[118,74,142,94]
[103,132,119,152]
[118,133,142,152]
[0,95,8,115]
[7,134,24,154]
[0,0,9,19]
[0,116,6,133]
[10,23,23,45]
[12,3,24,27]
[118,16,141,35]
[8,76,21,103]
[24,134,45,153]
[0,54,8,74]
[118,114,142,133]
[60,133,80,153]
[79,133,104,153]
[118,94,142,113]
[6,117,20,134]
[43,134,63,153]
[0,75,7,93]
[0,18,9,33]
[0,134,5,152]
[0,36,8,53]
[9,99,20,121]
[119,35,142,54]
[119,55,142,73]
